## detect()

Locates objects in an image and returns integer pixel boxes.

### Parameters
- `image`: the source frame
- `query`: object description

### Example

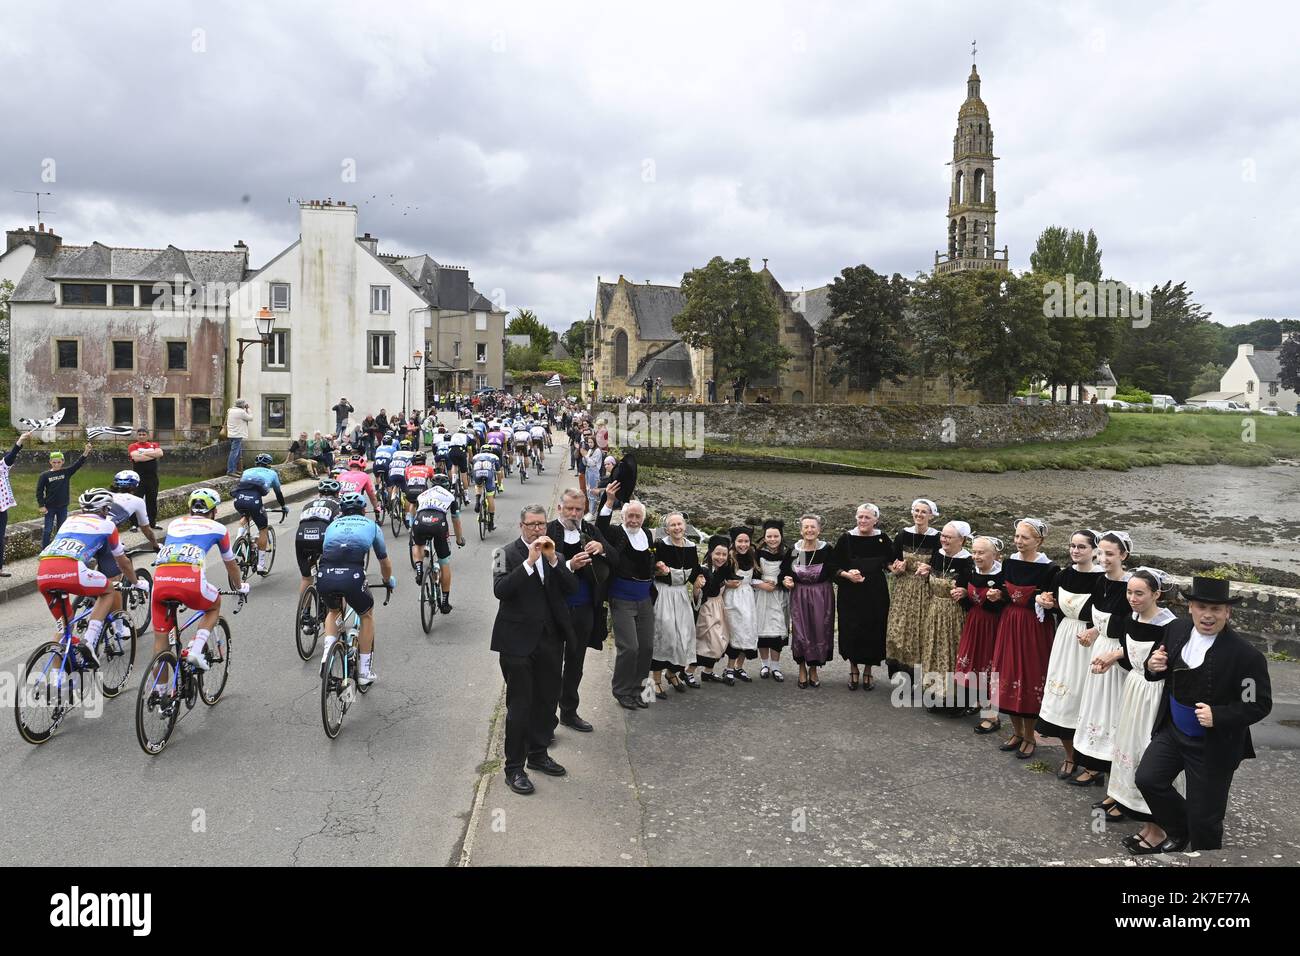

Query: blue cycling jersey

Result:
[236,467,282,495]
[321,514,388,564]
[373,444,396,469]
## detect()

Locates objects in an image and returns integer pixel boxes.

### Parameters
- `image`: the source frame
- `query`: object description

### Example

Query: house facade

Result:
[1219,340,1299,412]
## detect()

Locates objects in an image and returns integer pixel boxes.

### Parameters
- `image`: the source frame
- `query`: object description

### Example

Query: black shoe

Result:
[560,713,593,732]
[722,669,737,686]
[526,755,567,777]
[1128,834,1187,855]
[682,673,700,688]
[701,671,723,683]
[635,697,649,709]
[505,771,535,795]
[439,598,452,614]
[615,695,639,710]
[735,668,752,683]
[974,718,1002,735]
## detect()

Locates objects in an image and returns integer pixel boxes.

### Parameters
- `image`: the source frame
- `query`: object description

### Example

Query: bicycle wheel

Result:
[320,642,348,738]
[233,536,253,579]
[127,568,152,633]
[262,526,277,575]
[408,535,419,572]
[136,650,179,755]
[15,642,72,744]
[390,504,403,537]
[99,616,137,698]
[295,585,322,660]
[420,561,435,634]
[478,499,487,541]
[199,618,232,705]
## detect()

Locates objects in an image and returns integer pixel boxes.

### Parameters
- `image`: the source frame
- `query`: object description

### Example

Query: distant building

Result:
[1219,340,1299,412]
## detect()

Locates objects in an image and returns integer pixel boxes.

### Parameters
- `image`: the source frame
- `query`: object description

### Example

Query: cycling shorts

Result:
[412,510,452,560]
[473,472,497,494]
[150,564,219,632]
[316,562,372,614]
[295,522,328,577]
[37,558,113,621]
[233,490,268,530]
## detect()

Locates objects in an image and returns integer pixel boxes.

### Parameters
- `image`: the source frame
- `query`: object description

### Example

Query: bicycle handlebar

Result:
[277,507,288,523]
[363,580,393,607]
[216,588,249,613]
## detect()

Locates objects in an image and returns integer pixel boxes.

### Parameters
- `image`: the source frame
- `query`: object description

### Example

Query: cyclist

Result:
[338,456,380,520]
[448,426,470,494]
[372,433,397,514]
[512,422,532,481]
[470,447,500,531]
[432,426,452,477]
[317,492,395,686]
[471,416,487,445]
[296,477,342,599]
[150,488,248,672]
[108,469,161,550]
[409,475,464,610]
[529,420,547,472]
[36,488,145,669]
[388,439,414,505]
[483,423,507,487]
[403,452,434,525]
[233,453,286,574]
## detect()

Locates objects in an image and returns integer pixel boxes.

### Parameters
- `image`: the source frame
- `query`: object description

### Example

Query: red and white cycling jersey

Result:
[338,468,374,498]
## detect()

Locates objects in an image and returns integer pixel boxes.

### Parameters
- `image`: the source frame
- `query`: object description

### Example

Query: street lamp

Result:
[402,349,425,415]
[235,307,276,399]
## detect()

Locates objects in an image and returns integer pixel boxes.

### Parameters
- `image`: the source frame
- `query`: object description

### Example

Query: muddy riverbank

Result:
[637,462,1300,587]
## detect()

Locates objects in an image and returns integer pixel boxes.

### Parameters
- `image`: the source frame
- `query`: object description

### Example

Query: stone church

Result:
[586,63,1006,405]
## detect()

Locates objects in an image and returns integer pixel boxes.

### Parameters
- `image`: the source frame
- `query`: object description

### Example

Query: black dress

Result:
[833,531,893,666]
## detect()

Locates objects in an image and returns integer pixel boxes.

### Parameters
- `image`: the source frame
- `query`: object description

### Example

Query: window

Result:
[166,340,188,371]
[613,330,628,377]
[370,285,390,314]
[270,282,290,311]
[60,283,107,306]
[55,339,79,369]
[263,330,289,369]
[1247,380,1254,393]
[263,395,289,435]
[152,397,176,435]
[112,340,134,370]
[139,284,163,307]
[55,396,79,425]
[112,284,135,306]
[112,397,134,427]
[476,375,489,389]
[453,341,461,362]
[190,397,211,427]
[475,313,487,331]
[368,332,394,372]
[476,342,487,364]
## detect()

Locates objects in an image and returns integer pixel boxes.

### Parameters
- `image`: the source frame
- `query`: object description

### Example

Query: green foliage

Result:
[1280,332,1300,394]
[562,320,589,361]
[1189,362,1226,396]
[506,309,553,352]
[673,257,790,391]
[1108,281,1218,400]
[959,270,1055,403]
[1202,565,1260,584]
[506,343,545,372]
[1029,226,1102,282]
[819,265,913,391]
[538,358,579,378]
[1114,387,1153,404]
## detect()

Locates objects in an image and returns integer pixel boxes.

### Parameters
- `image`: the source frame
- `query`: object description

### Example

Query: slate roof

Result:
[598,280,684,341]
[1091,362,1118,387]
[12,242,246,303]
[1247,350,1281,383]
[787,284,834,331]
[380,252,498,313]
[627,341,693,387]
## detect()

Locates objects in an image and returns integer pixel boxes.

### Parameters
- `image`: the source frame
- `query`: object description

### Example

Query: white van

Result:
[1150,394,1176,409]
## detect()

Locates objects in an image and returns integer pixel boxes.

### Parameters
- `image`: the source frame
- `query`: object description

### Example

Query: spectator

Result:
[332,396,354,440]
[0,430,34,577]
[361,415,377,458]
[36,442,92,547]
[128,425,164,525]
[285,430,319,477]
[225,399,254,475]
[309,430,336,472]
[705,377,717,403]
[376,408,390,438]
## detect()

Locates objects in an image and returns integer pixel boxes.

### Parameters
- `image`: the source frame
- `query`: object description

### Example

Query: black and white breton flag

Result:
[87,425,136,440]
[18,407,67,431]
[545,373,562,388]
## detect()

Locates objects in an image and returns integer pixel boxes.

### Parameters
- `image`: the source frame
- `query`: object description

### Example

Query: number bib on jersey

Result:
[157,541,206,567]
[40,537,89,561]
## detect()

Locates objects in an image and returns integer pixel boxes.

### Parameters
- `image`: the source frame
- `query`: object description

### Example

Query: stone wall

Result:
[596,402,1108,451]
[4,440,233,477]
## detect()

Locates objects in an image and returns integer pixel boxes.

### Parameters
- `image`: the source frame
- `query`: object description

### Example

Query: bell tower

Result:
[936,46,1008,274]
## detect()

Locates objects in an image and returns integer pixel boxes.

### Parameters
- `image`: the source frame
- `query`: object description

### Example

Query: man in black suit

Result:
[491,505,580,795]
[1134,577,1272,853]
[547,489,618,736]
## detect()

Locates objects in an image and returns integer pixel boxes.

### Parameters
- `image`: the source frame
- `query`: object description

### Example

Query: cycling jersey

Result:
[298,496,341,528]
[486,429,506,447]
[235,466,282,497]
[296,497,340,576]
[372,444,396,473]
[338,468,374,498]
[449,432,469,448]
[404,464,434,499]
[321,514,388,565]
[512,430,530,446]
[416,485,459,516]
[529,426,545,441]
[151,515,235,630]
[108,491,152,530]
[433,438,452,460]
[38,514,125,568]
[389,450,414,480]
[471,452,499,478]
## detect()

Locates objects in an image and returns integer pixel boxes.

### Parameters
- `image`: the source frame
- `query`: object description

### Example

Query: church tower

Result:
[936,53,1008,274]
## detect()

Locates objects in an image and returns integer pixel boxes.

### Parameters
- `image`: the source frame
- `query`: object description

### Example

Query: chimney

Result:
[7,224,62,257]
[234,240,248,251]
[358,232,378,255]
[1238,343,1254,359]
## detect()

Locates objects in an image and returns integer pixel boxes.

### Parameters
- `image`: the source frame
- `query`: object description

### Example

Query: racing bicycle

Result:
[321,581,392,738]
[233,507,287,579]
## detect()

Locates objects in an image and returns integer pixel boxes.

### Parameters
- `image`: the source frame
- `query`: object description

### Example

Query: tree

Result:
[562,318,589,360]
[673,256,790,393]
[505,343,545,372]
[506,308,553,352]
[1108,281,1217,399]
[1189,362,1226,396]
[1279,321,1300,394]
[818,265,913,391]
[1029,226,1102,282]
[958,270,1055,403]
[909,271,974,403]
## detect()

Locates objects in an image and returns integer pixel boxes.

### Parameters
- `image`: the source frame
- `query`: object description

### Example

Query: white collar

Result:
[904,526,939,535]
[1010,552,1051,563]
[939,548,971,559]
[974,559,1002,575]
[849,528,881,537]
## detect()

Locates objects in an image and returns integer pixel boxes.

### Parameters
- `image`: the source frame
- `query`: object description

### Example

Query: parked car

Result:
[1260,407,1294,416]
[1150,394,1177,409]
[1098,398,1132,409]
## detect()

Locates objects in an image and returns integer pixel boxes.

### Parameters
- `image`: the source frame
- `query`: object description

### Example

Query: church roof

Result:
[599,280,684,341]
[627,340,693,387]
[788,284,834,331]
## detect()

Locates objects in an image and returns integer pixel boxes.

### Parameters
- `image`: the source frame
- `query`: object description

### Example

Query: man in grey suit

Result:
[491,504,579,795]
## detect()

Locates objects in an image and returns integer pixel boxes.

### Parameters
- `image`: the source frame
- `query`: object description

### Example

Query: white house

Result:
[231,201,432,449]
[1219,340,1299,412]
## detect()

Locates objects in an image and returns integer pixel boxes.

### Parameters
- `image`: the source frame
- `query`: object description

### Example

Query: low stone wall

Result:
[4,440,233,476]
[1,462,310,564]
[595,402,1108,451]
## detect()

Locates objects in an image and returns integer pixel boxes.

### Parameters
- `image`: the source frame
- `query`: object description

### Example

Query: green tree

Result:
[505,343,545,372]
[818,265,913,391]
[506,308,553,352]
[562,318,589,360]
[1029,226,1102,282]
[1210,318,1283,366]
[1108,281,1217,399]
[1279,321,1300,394]
[673,256,790,393]
[1189,362,1226,396]
[909,271,974,403]
[959,270,1054,403]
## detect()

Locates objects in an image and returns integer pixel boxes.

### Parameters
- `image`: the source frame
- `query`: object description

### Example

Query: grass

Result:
[4,467,213,523]
[722,412,1300,473]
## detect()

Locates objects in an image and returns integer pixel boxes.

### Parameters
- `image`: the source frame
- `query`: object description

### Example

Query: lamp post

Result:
[402,349,425,415]
[235,307,276,400]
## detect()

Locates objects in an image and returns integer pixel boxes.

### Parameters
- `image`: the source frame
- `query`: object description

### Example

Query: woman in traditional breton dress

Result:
[885,498,942,679]
[957,535,1007,731]
[1034,530,1104,779]
[694,535,737,683]
[920,520,974,712]
[1069,531,1135,808]
[650,512,701,697]
[1092,567,1180,849]
[754,519,792,683]
[723,526,759,683]
[782,514,837,689]
[988,518,1058,760]
[832,503,893,691]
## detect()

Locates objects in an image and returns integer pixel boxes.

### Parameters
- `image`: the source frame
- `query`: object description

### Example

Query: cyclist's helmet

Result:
[411,452,426,465]
[112,469,141,490]
[339,491,367,515]
[330,464,347,478]
[317,477,341,496]
[254,453,274,467]
[431,474,451,489]
[384,431,395,442]
[188,488,221,514]
[348,456,366,471]
[78,487,115,513]
[399,439,412,450]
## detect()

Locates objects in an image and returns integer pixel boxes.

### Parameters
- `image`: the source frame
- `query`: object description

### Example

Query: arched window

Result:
[974,168,986,204]
[955,170,964,204]
[792,390,805,404]
[957,217,967,257]
[948,219,957,257]
[613,330,628,378]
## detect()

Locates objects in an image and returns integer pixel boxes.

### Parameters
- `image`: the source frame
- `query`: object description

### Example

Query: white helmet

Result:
[78,487,115,512]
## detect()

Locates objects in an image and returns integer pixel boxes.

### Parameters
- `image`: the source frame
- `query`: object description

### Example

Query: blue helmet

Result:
[255,453,274,467]
[339,491,367,515]
[112,469,141,490]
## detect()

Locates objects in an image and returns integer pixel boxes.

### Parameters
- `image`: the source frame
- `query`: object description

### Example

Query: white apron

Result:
[723,566,758,650]
[754,555,789,638]
[1073,606,1124,762]
[1037,587,1093,730]
[1108,619,1185,812]
[652,567,696,667]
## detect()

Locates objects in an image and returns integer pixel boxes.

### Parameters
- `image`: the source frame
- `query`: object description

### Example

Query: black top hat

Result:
[729,525,755,543]
[706,534,732,553]
[761,518,784,534]
[1183,576,1242,605]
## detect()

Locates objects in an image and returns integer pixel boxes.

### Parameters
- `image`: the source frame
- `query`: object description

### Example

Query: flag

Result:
[87,425,136,440]
[19,407,67,431]
[545,373,562,388]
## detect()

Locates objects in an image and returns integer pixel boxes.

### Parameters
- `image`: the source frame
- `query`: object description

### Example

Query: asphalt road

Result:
[0,416,569,866]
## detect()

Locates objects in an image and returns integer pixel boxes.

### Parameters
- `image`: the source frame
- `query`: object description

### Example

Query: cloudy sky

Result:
[2,0,1295,329]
